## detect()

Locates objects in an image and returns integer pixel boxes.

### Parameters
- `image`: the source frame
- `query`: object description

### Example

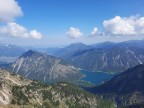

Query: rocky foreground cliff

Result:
[0,68,114,108]
[0,68,31,106]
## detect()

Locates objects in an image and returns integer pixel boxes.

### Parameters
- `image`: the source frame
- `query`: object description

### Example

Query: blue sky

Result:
[0,0,144,47]
[16,0,144,33]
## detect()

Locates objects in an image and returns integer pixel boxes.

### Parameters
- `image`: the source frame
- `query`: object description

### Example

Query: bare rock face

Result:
[0,68,30,105]
[6,50,84,82]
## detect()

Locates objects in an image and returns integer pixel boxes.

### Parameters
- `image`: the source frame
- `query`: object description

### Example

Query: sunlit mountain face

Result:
[4,50,84,82]
[0,0,144,107]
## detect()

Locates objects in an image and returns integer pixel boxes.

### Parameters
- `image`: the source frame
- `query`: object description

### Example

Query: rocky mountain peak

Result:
[20,50,42,58]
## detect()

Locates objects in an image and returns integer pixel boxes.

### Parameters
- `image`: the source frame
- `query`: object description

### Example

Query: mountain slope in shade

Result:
[61,47,144,73]
[87,64,144,106]
[0,68,114,108]
[5,50,84,82]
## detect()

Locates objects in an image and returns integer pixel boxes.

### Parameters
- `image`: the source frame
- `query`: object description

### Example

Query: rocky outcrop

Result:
[0,68,30,105]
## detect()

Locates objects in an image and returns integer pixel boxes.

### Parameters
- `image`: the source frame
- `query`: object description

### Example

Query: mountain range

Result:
[1,39,144,72]
[1,40,144,73]
[56,46,144,72]
[43,39,144,56]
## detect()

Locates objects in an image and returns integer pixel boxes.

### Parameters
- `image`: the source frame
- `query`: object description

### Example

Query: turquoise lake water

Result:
[80,70,121,85]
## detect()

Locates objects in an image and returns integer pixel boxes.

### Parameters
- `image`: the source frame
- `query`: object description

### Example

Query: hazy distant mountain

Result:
[0,44,26,64]
[28,42,91,57]
[117,39,144,48]
[35,39,144,58]
[31,47,62,56]
[5,50,84,82]
[55,42,94,57]
[0,57,18,65]
[0,44,25,57]
[60,47,144,72]
[92,41,116,48]
[42,47,62,55]
[87,64,144,106]
[92,39,144,49]
[0,68,113,108]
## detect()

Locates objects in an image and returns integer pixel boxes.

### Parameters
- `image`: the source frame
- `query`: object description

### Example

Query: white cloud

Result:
[135,17,144,34]
[90,16,144,37]
[30,30,42,39]
[103,16,136,35]
[66,27,83,38]
[0,22,28,38]
[0,0,23,23]
[90,27,98,36]
[101,16,144,36]
[0,0,42,40]
[0,22,42,39]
